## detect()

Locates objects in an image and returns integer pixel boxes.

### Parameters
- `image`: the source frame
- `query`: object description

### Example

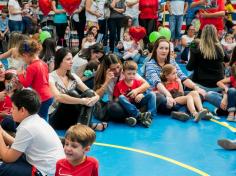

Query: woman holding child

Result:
[94,53,153,126]
[145,37,208,121]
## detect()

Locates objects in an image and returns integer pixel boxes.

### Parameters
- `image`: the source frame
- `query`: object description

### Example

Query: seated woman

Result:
[145,37,212,121]
[186,25,229,90]
[94,53,150,124]
[49,48,107,131]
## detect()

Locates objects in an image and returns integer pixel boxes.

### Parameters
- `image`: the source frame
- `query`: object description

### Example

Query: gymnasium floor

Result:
[57,104,236,176]
[56,63,236,176]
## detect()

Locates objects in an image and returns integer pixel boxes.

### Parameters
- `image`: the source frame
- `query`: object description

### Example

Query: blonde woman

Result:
[186,24,229,89]
[0,32,29,69]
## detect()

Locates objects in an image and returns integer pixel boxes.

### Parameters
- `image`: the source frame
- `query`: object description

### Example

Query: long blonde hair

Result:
[199,25,224,60]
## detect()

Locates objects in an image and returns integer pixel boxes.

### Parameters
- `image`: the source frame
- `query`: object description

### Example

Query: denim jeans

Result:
[8,20,23,33]
[119,92,157,118]
[205,91,222,108]
[227,88,236,112]
[38,97,54,121]
[169,15,184,40]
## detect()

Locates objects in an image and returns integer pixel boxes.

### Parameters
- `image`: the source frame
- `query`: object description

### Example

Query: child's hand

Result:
[0,91,6,101]
[127,89,139,98]
[17,66,25,75]
[0,110,11,117]
[135,94,144,103]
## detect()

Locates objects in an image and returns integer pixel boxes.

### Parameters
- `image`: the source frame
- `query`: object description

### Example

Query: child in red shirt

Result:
[113,61,156,127]
[55,124,98,176]
[17,39,53,121]
[160,64,208,122]
[217,62,236,121]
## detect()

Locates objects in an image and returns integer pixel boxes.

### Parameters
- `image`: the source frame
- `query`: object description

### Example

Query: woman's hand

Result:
[105,69,115,83]
[195,86,206,98]
[81,95,99,107]
[166,96,176,108]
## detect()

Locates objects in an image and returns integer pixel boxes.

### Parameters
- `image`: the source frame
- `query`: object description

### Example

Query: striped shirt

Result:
[145,58,187,90]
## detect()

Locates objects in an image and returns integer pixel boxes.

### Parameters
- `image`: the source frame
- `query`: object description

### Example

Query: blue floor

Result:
[56,62,236,176]
[57,111,236,176]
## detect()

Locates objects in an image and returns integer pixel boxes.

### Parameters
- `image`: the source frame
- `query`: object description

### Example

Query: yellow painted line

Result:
[94,142,209,176]
[210,119,236,132]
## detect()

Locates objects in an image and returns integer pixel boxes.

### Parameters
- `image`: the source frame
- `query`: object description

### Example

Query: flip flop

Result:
[91,122,108,131]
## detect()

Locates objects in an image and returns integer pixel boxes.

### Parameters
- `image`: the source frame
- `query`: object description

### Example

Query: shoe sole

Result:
[126,118,137,127]
[194,110,208,123]
[140,112,152,127]
[171,112,190,122]
[218,139,236,150]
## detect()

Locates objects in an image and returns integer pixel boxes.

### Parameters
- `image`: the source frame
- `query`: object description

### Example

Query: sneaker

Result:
[171,111,190,122]
[217,139,236,150]
[226,116,234,122]
[139,112,152,128]
[202,112,213,120]
[125,117,137,127]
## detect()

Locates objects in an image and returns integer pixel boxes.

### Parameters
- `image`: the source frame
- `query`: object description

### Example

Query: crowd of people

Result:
[0,0,235,175]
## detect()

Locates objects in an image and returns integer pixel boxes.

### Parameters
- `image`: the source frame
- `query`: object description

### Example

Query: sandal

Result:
[91,122,108,131]
[227,112,235,122]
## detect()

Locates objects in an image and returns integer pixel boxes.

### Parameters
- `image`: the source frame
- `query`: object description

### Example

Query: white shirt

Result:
[72,53,88,75]
[125,1,139,18]
[8,0,22,21]
[169,0,186,15]
[49,71,84,114]
[11,114,65,175]
[97,0,106,20]
[86,1,99,22]
[181,34,195,52]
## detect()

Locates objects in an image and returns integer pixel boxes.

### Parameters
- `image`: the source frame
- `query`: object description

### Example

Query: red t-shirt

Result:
[55,157,99,176]
[165,81,179,92]
[113,79,143,102]
[139,0,158,19]
[194,0,225,31]
[0,95,12,121]
[18,59,52,102]
[230,76,236,88]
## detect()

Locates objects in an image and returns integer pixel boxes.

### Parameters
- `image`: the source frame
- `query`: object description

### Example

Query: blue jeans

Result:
[8,20,23,33]
[38,97,53,121]
[227,88,236,112]
[205,91,222,108]
[169,15,183,40]
[132,17,139,26]
[119,92,157,118]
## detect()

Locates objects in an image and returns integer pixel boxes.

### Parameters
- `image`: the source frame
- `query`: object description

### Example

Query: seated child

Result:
[82,31,96,49]
[221,33,236,58]
[83,60,100,78]
[55,124,98,176]
[0,89,65,176]
[122,32,140,61]
[113,60,156,127]
[160,64,208,122]
[217,62,236,121]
